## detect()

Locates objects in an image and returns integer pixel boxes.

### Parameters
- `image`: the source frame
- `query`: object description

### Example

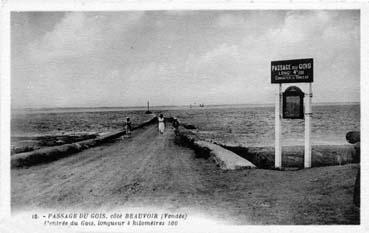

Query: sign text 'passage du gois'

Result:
[271,58,313,83]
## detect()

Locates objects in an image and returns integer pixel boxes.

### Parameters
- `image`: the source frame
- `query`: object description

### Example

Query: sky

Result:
[11,10,360,108]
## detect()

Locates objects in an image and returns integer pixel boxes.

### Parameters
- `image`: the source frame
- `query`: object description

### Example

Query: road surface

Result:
[12,124,359,224]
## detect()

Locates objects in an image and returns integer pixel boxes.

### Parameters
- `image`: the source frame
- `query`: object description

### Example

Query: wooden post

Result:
[304,83,312,168]
[275,84,282,168]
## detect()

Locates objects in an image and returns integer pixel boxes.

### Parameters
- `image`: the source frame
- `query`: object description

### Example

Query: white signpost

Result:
[271,58,314,169]
[304,83,312,168]
[275,84,282,168]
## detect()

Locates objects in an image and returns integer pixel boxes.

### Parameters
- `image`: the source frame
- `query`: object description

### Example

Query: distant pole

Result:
[275,84,282,168]
[304,83,312,168]
[147,101,149,111]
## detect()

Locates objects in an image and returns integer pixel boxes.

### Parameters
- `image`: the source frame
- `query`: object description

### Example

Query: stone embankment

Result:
[11,133,99,155]
[175,125,256,170]
[11,117,158,168]
[176,123,359,169]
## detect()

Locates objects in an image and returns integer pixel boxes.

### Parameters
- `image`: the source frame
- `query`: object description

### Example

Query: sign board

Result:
[271,58,314,168]
[271,58,313,83]
[283,86,304,119]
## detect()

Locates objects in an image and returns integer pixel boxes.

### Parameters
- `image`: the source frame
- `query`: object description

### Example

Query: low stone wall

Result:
[176,126,256,170]
[11,117,158,168]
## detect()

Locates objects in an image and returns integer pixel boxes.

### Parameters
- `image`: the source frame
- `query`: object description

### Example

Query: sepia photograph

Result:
[3,3,364,231]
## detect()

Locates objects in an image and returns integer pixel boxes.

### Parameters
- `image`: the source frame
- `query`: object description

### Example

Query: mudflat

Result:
[12,125,359,224]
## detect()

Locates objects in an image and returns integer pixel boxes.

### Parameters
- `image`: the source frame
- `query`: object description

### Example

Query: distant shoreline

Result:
[12,101,360,113]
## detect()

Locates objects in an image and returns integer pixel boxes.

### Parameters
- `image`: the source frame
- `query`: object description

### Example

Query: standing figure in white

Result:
[158,114,165,134]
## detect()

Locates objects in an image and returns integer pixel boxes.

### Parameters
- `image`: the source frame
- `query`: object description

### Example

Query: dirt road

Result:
[12,124,359,224]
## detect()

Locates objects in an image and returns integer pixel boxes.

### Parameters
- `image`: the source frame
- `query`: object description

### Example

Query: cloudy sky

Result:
[11,10,360,108]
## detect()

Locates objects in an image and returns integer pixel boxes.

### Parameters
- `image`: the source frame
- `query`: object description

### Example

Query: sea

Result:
[11,103,360,147]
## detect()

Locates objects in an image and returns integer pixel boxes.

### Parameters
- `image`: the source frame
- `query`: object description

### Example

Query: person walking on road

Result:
[125,117,132,138]
[158,114,165,134]
[172,116,180,135]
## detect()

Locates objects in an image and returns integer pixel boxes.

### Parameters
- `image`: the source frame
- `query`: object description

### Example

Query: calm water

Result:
[163,104,360,146]
[12,104,360,146]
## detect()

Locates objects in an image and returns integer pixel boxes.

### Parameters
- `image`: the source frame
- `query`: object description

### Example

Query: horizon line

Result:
[12,101,360,110]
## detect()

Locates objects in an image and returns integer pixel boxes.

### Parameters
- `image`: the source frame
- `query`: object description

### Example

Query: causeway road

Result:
[12,124,359,224]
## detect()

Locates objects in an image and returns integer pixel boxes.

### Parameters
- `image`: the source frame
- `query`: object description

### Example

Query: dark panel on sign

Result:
[271,58,313,83]
[283,86,304,119]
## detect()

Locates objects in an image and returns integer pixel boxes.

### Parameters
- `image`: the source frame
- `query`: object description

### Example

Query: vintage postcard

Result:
[1,0,368,232]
